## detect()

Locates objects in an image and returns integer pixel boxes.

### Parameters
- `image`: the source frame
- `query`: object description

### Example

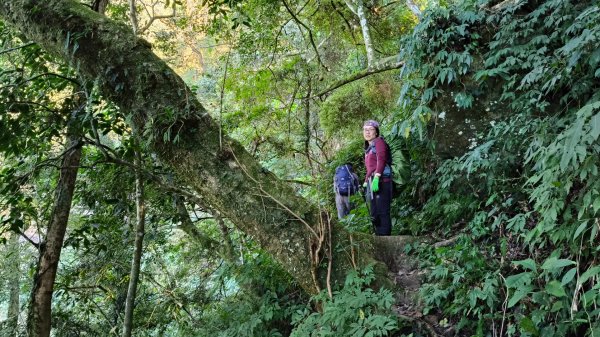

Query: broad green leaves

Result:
[541,257,576,271]
[291,267,398,337]
[400,0,600,335]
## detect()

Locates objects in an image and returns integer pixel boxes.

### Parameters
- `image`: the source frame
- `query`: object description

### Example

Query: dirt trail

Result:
[373,236,455,336]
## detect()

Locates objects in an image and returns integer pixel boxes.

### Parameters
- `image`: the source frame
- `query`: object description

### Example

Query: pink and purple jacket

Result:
[364,137,390,183]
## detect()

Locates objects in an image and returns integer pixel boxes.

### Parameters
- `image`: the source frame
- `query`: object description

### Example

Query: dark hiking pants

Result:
[367,179,392,236]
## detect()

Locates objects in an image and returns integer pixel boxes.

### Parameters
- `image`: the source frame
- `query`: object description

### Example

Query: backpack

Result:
[334,164,360,196]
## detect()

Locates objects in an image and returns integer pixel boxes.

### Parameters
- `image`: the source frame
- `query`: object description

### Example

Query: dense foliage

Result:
[391,0,600,335]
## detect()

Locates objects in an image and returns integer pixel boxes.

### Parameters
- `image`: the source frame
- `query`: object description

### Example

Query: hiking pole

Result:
[368,176,374,201]
[363,185,370,215]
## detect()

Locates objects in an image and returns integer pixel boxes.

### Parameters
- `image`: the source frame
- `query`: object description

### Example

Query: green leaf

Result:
[551,301,564,312]
[485,193,497,207]
[520,316,539,336]
[562,267,577,285]
[574,221,589,240]
[590,113,600,141]
[582,289,599,308]
[508,285,533,308]
[454,92,473,109]
[541,257,576,271]
[579,266,600,285]
[513,259,537,272]
[560,118,584,171]
[545,280,567,297]
[594,197,600,214]
[505,272,533,288]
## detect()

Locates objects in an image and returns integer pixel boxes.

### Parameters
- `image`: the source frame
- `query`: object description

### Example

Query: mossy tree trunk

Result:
[0,0,389,296]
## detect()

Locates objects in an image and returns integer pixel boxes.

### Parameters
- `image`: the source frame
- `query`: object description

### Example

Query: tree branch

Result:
[306,32,332,64]
[85,140,208,208]
[282,178,314,186]
[331,0,357,43]
[282,0,328,70]
[313,56,404,98]
[18,229,40,248]
[174,197,219,251]
[0,41,36,55]
[107,155,207,207]
[433,235,460,248]
[406,0,421,17]
[343,0,357,16]
[353,0,375,68]
[128,0,139,34]
[137,6,175,35]
[0,72,80,90]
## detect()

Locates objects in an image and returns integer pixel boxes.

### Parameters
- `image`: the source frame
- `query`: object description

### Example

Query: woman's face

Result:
[363,126,377,141]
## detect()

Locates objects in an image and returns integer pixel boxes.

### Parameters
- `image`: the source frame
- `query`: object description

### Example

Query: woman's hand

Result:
[371,176,379,192]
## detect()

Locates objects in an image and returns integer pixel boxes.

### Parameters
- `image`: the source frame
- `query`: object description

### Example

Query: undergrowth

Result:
[388,0,600,335]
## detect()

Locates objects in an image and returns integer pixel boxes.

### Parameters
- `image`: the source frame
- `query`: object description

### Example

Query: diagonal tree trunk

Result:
[0,0,390,295]
[26,113,83,337]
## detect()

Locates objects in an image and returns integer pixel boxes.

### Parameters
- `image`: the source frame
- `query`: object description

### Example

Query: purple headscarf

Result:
[363,120,380,129]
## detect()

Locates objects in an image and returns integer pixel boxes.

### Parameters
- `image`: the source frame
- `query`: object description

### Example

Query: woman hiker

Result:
[363,120,393,236]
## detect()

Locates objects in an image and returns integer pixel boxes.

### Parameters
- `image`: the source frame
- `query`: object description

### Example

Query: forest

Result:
[0,0,599,336]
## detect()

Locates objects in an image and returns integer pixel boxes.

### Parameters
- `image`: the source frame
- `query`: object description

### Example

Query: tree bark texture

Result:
[128,0,138,35]
[121,151,145,337]
[0,0,388,295]
[91,0,109,14]
[343,0,376,68]
[355,0,375,68]
[4,233,20,337]
[26,132,82,337]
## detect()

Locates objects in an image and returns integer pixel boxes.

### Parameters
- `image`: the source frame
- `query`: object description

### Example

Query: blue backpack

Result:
[334,164,360,196]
